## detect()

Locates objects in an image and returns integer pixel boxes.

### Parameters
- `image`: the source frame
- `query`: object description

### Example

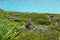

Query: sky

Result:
[0,0,60,13]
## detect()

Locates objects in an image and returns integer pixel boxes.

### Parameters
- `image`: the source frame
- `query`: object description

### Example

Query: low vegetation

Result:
[0,9,60,40]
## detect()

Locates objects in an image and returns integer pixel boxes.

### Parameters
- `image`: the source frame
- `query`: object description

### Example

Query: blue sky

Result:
[0,0,60,13]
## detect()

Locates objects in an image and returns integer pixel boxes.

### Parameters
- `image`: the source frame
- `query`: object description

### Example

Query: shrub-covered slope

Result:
[0,9,60,40]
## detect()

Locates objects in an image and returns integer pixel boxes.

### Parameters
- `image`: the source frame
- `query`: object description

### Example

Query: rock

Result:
[14,19,20,22]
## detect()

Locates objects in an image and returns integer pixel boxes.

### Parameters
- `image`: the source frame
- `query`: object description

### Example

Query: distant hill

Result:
[0,9,60,25]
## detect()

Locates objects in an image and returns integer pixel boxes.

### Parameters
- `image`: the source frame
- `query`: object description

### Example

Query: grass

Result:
[0,9,60,40]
